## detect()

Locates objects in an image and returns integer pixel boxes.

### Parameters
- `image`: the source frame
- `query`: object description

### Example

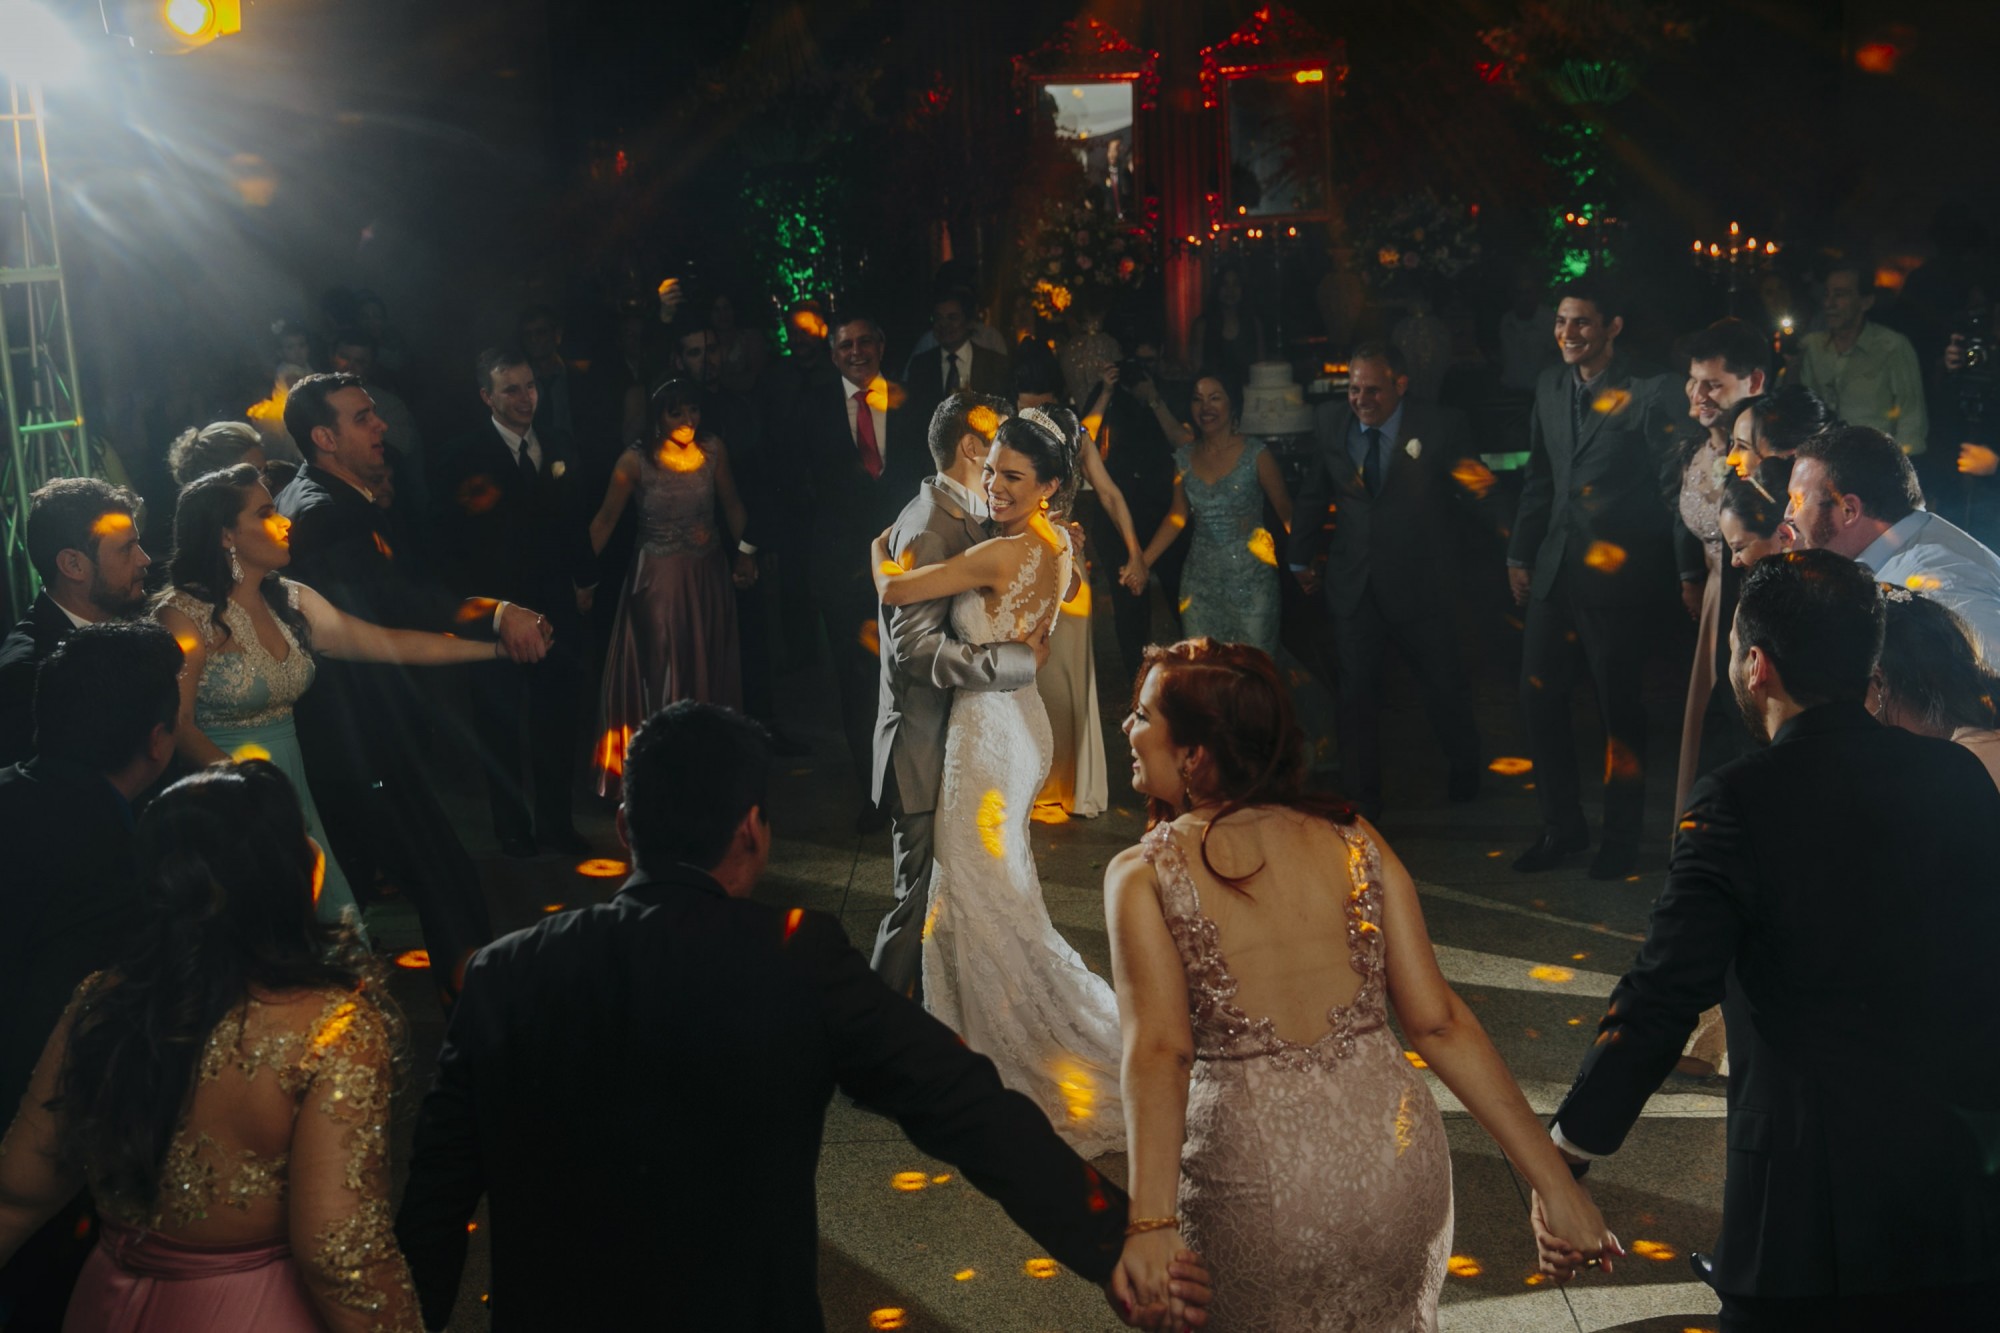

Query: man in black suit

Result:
[395,701,1211,1331]
[1290,343,1483,819]
[0,479,151,766]
[433,348,599,858]
[1539,551,2000,1328]
[277,374,550,1000]
[1508,276,1689,878]
[792,312,930,827]
[905,288,1010,417]
[0,622,179,1329]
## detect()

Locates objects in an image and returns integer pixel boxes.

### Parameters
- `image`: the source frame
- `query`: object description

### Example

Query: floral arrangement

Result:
[1345,194,1482,288]
[1019,198,1156,320]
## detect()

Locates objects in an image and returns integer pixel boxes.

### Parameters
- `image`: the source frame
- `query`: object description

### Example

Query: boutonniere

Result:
[550,459,567,479]
[1404,438,1423,460]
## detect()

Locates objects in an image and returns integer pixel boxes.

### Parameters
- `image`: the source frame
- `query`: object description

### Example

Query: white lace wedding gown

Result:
[922,534,1127,1157]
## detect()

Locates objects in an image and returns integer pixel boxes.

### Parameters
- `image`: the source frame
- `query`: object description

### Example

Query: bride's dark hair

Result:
[993,407,1078,509]
[1134,638,1356,893]
[163,464,311,652]
[52,761,384,1216]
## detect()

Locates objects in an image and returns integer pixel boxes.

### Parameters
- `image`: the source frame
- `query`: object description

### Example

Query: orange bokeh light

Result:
[1294,67,1325,83]
[1488,757,1533,776]
[576,858,628,878]
[595,727,631,779]
[1583,540,1628,573]
[395,949,431,970]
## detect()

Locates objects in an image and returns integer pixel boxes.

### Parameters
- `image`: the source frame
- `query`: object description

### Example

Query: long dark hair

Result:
[1134,638,1355,892]
[165,464,311,651]
[53,762,382,1216]
[994,406,1079,511]
[1878,590,2000,735]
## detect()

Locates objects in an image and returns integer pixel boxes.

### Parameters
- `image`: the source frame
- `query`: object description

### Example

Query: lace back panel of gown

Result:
[1141,818,1455,1330]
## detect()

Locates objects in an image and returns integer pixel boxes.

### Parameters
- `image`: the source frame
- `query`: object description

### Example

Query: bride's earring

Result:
[227,546,243,585]
[1180,761,1194,812]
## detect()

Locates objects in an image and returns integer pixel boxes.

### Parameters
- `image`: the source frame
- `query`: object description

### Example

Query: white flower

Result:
[551,460,567,479]
[1404,437,1423,460]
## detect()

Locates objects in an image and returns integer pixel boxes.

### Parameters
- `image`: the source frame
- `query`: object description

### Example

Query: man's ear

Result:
[1605,314,1626,343]
[309,424,338,459]
[146,722,175,768]
[959,433,986,464]
[1746,367,1768,396]
[53,547,91,583]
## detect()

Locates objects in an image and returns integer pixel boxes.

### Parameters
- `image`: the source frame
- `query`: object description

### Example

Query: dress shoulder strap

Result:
[1140,822,1202,921]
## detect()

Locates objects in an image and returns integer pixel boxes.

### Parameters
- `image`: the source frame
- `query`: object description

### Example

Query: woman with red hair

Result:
[1103,638,1616,1327]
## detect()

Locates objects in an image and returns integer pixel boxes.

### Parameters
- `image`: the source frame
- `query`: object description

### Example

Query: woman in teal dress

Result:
[155,465,524,929]
[1139,374,1294,656]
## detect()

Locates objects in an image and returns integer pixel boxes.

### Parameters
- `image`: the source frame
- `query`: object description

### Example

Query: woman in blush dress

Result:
[0,761,421,1332]
[155,466,527,933]
[1139,375,1292,658]
[1104,639,1617,1328]
[1872,587,2000,791]
[586,379,756,795]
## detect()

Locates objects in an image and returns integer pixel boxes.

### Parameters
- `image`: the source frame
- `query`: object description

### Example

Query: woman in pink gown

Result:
[0,761,420,1332]
[587,379,755,794]
[1104,639,1619,1329]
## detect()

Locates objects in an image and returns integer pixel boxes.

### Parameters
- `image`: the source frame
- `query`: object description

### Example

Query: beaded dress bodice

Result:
[633,441,721,558]
[161,582,315,730]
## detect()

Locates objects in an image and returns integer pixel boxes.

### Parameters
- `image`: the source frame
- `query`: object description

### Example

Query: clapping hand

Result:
[1107,1233,1212,1330]
[1530,1184,1623,1285]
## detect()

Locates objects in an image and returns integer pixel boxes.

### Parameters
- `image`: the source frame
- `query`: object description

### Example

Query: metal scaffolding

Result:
[0,75,92,618]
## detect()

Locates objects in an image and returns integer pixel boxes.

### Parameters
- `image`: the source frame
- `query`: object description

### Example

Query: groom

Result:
[869,390,1049,1001]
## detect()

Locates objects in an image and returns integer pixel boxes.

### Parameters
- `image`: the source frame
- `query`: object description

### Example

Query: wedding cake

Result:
[1237,360,1315,435]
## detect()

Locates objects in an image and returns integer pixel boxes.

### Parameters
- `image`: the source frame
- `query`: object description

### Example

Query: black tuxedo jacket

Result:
[0,759,139,1118]
[1289,400,1478,620]
[1554,703,2000,1299]
[0,593,75,766]
[431,423,598,623]
[1508,359,1690,606]
[904,342,1010,414]
[394,864,1126,1331]
[276,465,473,783]
[792,378,930,621]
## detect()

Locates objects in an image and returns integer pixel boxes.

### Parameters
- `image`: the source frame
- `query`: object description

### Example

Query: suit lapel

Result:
[1323,407,1364,494]
[1573,361,1626,459]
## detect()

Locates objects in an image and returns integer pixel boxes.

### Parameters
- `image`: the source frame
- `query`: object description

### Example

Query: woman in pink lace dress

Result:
[1103,639,1618,1329]
[0,761,420,1331]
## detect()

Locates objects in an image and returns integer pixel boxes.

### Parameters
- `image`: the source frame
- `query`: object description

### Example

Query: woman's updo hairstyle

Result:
[1135,637,1355,892]
[1877,588,2000,735]
[994,405,1078,504]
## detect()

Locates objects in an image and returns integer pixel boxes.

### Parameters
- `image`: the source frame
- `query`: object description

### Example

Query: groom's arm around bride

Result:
[869,393,1045,1002]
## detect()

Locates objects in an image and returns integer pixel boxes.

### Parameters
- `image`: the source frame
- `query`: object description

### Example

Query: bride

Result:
[870,407,1125,1156]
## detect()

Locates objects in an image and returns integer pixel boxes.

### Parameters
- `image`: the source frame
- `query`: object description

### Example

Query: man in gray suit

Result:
[1288,343,1483,821]
[869,391,1049,1001]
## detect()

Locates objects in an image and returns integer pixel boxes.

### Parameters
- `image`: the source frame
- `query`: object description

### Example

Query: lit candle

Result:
[1729,221,1740,237]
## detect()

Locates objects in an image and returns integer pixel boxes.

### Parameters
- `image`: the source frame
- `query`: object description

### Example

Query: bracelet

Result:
[1124,1216,1178,1237]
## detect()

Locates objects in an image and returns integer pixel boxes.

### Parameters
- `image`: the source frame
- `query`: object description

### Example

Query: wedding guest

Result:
[1540,553,2000,1328]
[1730,384,1837,474]
[1785,425,2000,660]
[1140,375,1293,658]
[1289,343,1483,821]
[1799,258,1928,454]
[0,623,180,1330]
[395,701,1212,1332]
[1509,275,1690,878]
[156,466,535,928]
[1717,471,1793,570]
[708,287,769,396]
[0,479,152,766]
[1189,268,1265,390]
[434,347,600,859]
[1873,587,2000,789]
[328,328,428,517]
[586,378,754,793]
[1107,638,1615,1326]
[167,420,268,489]
[0,760,423,1332]
[908,288,1010,414]
[1673,321,1770,824]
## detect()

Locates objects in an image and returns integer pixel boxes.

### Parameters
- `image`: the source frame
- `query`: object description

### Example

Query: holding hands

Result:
[495,602,555,663]
[1530,1179,1623,1285]
[1109,1228,1213,1330]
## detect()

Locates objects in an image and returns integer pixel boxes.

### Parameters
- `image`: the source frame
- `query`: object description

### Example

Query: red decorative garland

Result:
[1011,15,1159,113]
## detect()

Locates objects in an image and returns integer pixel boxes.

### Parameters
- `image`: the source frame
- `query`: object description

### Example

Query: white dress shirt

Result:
[842,376,889,467]
[1857,510,2000,663]
[938,345,968,395]
[489,418,543,474]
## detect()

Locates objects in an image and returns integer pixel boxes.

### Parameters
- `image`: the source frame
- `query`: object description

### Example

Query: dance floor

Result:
[378,568,1727,1332]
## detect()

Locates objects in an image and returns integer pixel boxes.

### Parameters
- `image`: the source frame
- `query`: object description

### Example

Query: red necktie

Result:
[853,388,883,479]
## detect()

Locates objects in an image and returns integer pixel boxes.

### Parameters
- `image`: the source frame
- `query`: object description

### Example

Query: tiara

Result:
[1016,406,1069,449]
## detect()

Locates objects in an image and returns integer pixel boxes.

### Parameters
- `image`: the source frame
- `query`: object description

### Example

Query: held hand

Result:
[1531,1185,1622,1286]
[732,552,758,588]
[1067,521,1088,559]
[1109,1229,1191,1329]
[496,604,552,663]
[1133,375,1162,407]
[1508,566,1533,607]
[1680,578,1704,621]
[1119,555,1150,595]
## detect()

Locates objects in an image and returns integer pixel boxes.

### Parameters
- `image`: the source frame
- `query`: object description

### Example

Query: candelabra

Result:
[1691,222,1780,317]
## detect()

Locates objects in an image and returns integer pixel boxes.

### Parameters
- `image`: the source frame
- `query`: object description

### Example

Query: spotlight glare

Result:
[163,0,211,38]
[0,1,89,85]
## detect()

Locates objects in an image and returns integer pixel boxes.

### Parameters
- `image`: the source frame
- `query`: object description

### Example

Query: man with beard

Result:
[1539,550,2000,1328]
[1784,424,2000,660]
[0,479,153,765]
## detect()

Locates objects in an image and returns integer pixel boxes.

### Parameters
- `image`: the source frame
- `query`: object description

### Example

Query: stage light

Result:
[101,0,240,55]
[0,1,90,85]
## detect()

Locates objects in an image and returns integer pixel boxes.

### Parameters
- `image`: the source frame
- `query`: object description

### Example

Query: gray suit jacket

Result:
[871,477,1038,812]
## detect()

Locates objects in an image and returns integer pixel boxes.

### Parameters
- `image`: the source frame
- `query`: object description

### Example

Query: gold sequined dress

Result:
[1142,820,1453,1330]
[0,979,421,1332]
